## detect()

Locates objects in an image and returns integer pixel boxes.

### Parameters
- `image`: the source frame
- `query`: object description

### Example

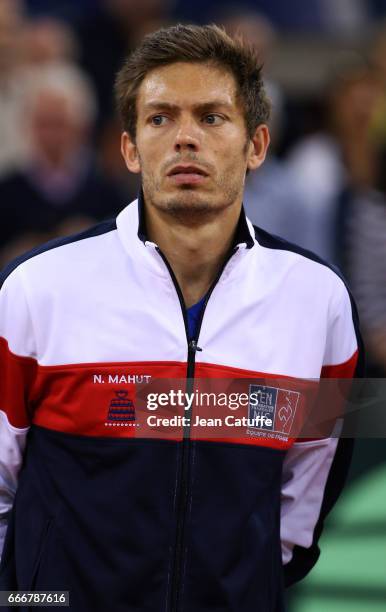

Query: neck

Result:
[145,198,242,308]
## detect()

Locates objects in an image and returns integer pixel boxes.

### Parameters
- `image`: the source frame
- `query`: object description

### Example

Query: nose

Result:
[174,116,200,152]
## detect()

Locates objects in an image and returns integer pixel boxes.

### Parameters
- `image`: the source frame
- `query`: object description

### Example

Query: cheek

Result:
[210,129,248,158]
[136,137,165,168]
[220,143,248,171]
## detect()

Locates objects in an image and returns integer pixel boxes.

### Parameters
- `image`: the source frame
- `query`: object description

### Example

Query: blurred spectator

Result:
[220,10,285,142]
[343,189,386,376]
[369,22,386,150]
[0,64,122,255]
[221,12,313,246]
[0,0,29,176]
[286,57,386,375]
[21,16,79,66]
[244,154,315,247]
[286,60,384,262]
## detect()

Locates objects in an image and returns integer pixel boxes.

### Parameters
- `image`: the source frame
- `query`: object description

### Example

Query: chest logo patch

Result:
[107,390,135,423]
[248,385,299,437]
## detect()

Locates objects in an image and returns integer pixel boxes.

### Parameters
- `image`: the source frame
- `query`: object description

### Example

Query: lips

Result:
[168,165,208,177]
[167,164,209,185]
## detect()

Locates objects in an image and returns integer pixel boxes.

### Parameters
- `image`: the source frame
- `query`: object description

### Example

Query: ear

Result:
[246,124,270,171]
[121,131,141,174]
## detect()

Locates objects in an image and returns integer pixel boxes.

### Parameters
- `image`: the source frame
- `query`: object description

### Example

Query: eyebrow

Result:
[143,100,234,113]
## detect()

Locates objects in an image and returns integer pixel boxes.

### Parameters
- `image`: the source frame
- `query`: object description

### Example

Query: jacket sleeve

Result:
[281,280,365,586]
[0,266,37,562]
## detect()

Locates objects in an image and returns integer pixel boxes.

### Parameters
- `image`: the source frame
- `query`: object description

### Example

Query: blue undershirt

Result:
[186,294,207,340]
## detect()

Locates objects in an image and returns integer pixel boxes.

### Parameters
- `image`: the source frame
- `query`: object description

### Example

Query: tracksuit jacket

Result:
[0,193,363,611]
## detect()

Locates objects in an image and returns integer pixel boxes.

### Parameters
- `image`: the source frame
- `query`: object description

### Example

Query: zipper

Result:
[156,245,239,612]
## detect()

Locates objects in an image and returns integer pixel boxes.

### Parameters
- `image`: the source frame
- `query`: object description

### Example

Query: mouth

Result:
[167,165,209,185]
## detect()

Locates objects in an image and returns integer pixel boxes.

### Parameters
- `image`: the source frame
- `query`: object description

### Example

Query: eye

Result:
[204,114,224,125]
[150,115,168,126]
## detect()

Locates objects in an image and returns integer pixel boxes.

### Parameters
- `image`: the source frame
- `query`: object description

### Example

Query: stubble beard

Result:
[141,166,244,227]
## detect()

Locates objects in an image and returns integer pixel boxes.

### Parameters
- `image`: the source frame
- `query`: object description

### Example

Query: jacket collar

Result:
[136,188,255,249]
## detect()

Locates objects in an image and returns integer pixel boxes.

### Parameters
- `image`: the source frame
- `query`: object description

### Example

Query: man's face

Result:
[122,62,267,222]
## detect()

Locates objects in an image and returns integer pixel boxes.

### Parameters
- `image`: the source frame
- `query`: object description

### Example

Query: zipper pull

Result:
[188,340,203,353]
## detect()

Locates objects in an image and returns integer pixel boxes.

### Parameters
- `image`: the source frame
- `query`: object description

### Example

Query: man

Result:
[0,63,122,254]
[0,24,363,612]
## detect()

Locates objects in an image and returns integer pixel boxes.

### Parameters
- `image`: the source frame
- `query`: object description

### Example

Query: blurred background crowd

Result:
[0,1,385,608]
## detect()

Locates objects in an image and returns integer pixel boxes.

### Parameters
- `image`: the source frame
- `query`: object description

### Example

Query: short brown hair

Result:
[115,23,271,141]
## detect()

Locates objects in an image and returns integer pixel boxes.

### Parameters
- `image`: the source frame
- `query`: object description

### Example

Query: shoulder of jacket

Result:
[0,218,117,291]
[252,223,348,291]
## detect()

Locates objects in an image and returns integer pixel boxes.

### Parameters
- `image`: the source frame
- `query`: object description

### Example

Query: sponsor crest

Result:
[248,385,299,436]
[107,390,135,423]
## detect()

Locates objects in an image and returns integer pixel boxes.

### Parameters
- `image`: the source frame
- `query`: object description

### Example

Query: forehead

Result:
[136,62,239,111]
